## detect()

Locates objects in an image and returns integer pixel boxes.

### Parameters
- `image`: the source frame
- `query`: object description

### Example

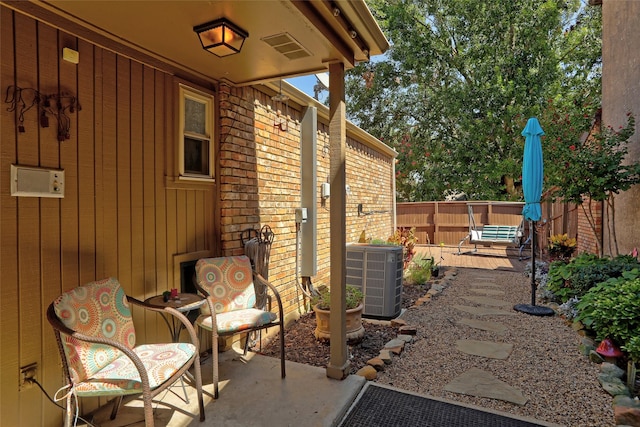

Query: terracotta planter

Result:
[313,303,365,344]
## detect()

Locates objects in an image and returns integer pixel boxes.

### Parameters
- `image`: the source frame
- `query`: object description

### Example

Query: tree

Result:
[346,0,602,202]
[546,113,640,257]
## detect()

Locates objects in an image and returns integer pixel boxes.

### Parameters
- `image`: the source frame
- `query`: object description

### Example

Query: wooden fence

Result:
[397,201,578,253]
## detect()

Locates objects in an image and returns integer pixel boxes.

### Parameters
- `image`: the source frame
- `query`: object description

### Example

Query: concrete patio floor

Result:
[78,245,528,427]
[82,345,365,427]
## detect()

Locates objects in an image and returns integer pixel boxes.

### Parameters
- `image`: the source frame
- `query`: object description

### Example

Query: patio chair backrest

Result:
[52,277,136,383]
[195,255,256,315]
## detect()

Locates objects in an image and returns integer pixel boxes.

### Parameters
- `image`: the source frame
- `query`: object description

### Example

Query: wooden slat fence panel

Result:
[398,201,526,246]
[397,200,576,251]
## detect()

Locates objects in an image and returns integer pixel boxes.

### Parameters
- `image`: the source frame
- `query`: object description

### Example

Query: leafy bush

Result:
[312,285,363,310]
[385,227,418,269]
[548,233,577,260]
[405,253,433,285]
[546,253,640,303]
[622,336,640,363]
[575,269,640,346]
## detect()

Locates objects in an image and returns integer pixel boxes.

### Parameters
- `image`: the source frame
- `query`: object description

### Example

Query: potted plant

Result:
[548,233,577,261]
[312,285,365,343]
[431,242,445,278]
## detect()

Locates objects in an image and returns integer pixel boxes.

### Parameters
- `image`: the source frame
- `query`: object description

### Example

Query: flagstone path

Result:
[444,274,530,405]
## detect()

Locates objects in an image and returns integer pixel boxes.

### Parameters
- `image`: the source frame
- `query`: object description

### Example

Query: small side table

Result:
[144,293,206,342]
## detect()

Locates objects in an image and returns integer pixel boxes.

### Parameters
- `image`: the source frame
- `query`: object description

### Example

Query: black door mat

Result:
[338,383,551,427]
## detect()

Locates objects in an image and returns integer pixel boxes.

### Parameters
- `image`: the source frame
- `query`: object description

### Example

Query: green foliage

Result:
[546,253,640,303]
[405,253,433,285]
[347,0,601,201]
[547,114,640,205]
[575,270,640,346]
[545,113,640,256]
[622,336,640,362]
[386,227,418,269]
[312,285,363,311]
[548,233,577,260]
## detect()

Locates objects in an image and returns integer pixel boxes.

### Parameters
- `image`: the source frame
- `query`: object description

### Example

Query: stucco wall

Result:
[601,0,640,256]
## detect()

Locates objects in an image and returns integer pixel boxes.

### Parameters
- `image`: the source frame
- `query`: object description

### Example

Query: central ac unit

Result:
[346,244,403,320]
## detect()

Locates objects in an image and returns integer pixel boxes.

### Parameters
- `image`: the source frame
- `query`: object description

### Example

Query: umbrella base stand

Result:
[513,304,555,316]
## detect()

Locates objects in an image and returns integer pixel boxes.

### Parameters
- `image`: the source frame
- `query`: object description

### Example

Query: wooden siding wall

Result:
[0,9,214,426]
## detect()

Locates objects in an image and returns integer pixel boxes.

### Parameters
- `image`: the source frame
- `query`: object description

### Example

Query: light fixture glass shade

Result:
[194,18,248,57]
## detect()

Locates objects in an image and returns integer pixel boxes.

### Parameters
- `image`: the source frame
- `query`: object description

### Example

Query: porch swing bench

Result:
[457,204,528,258]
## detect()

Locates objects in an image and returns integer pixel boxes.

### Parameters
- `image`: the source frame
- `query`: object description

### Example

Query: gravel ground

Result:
[375,268,616,427]
[258,282,427,374]
[260,267,616,426]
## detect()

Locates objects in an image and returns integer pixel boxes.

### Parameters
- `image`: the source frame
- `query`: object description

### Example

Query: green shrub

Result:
[546,253,640,303]
[312,285,363,310]
[622,336,640,362]
[386,227,417,269]
[575,269,640,347]
[405,254,433,285]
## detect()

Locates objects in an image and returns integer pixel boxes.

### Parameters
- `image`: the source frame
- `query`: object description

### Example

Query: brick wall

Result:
[218,84,395,319]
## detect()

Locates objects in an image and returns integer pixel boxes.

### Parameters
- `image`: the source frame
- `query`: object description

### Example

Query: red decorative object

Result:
[596,337,623,358]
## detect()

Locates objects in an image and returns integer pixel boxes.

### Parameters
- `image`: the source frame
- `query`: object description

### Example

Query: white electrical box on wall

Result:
[321,182,330,199]
[11,165,65,198]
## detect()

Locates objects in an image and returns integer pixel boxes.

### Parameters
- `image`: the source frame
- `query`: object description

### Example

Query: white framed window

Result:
[178,84,214,180]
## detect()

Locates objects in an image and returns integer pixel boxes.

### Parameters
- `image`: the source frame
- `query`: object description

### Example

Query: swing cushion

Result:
[473,225,519,243]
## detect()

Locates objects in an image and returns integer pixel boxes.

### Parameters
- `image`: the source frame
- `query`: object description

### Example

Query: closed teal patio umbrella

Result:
[514,117,554,316]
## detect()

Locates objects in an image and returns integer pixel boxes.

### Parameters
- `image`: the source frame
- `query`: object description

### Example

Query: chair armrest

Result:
[190,283,220,338]
[253,273,284,323]
[130,296,201,351]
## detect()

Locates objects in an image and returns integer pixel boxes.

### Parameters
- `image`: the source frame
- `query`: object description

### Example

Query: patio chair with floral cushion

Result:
[46,277,205,427]
[194,255,285,398]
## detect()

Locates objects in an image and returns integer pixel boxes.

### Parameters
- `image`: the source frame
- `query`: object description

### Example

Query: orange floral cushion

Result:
[53,278,196,394]
[196,256,257,314]
[195,256,277,334]
[197,308,277,334]
[74,343,196,396]
[53,278,135,383]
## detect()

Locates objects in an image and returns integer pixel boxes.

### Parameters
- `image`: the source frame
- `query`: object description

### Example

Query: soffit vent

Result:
[261,33,311,60]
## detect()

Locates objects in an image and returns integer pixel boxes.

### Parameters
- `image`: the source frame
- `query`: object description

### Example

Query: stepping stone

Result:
[455,339,513,359]
[461,295,512,308]
[469,288,504,296]
[454,305,517,316]
[457,318,508,334]
[444,368,529,405]
[474,282,502,288]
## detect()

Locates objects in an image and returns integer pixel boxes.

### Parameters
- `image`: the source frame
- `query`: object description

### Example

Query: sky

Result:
[286,75,329,103]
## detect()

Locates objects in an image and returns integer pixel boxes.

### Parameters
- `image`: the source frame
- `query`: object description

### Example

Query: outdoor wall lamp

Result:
[194,18,248,57]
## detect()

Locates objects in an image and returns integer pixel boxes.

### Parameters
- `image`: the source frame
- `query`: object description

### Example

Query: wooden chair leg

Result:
[63,391,77,427]
[212,330,219,399]
[109,396,123,420]
[193,352,206,421]
[279,323,286,378]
